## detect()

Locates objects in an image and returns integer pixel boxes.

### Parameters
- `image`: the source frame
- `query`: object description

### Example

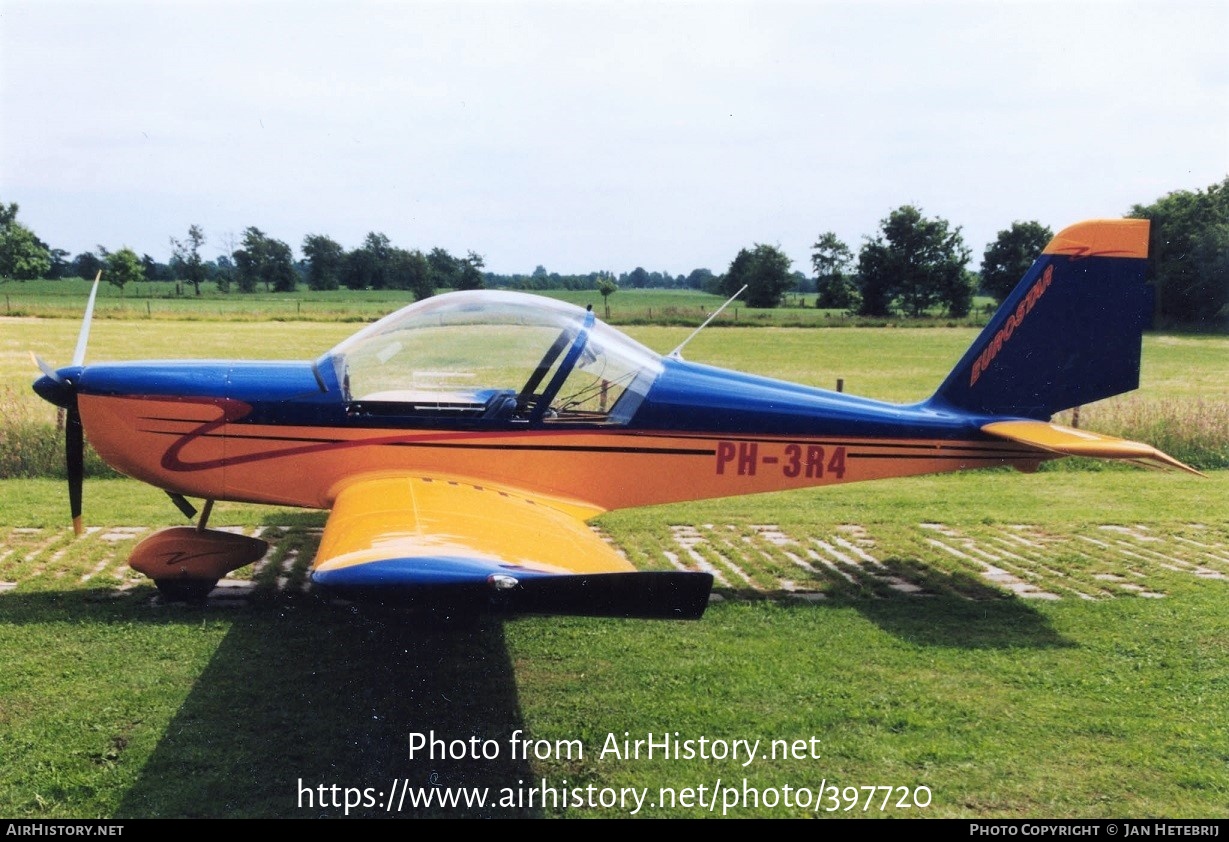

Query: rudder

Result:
[929,219,1152,420]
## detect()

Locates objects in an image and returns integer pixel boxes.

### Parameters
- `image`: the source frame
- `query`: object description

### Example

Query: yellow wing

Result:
[982,421,1202,475]
[310,474,712,618]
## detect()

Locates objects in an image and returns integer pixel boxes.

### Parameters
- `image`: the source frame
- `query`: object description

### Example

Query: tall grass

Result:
[0,388,116,479]
[1054,397,1229,470]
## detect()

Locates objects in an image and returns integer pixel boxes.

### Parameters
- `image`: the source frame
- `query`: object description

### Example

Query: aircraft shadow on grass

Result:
[0,590,537,818]
[4,566,1069,818]
[113,606,537,818]
[843,586,1073,650]
[709,571,1072,651]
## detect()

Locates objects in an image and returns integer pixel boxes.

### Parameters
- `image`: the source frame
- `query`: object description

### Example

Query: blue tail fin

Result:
[929,219,1152,420]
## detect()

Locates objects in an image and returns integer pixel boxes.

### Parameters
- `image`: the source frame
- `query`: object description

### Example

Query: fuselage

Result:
[45,354,1042,514]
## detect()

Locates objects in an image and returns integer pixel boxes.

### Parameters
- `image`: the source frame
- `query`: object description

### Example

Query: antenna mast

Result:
[668,285,747,360]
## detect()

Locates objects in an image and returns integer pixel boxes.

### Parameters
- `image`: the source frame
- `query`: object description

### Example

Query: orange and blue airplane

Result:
[32,219,1195,618]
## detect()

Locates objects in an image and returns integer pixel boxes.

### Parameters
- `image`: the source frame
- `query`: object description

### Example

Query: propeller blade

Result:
[71,271,102,367]
[66,406,84,535]
[30,352,63,383]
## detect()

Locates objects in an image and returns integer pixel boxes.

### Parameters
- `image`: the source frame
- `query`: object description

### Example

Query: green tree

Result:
[810,231,858,310]
[0,201,52,280]
[47,248,72,279]
[233,227,296,293]
[456,251,485,290]
[427,247,461,289]
[105,246,145,295]
[342,248,375,290]
[0,221,51,280]
[265,239,297,292]
[856,206,971,317]
[302,234,345,291]
[625,267,649,289]
[1130,176,1229,324]
[213,254,233,293]
[387,248,433,300]
[685,268,714,290]
[71,251,104,281]
[721,244,793,308]
[980,221,1053,303]
[940,269,977,318]
[170,224,208,295]
[596,276,618,318]
[140,254,160,282]
[340,232,394,290]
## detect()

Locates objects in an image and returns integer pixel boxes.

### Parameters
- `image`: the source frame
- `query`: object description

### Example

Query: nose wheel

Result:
[153,577,219,603]
[129,516,268,602]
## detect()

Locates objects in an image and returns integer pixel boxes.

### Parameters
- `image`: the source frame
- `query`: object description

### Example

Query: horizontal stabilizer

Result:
[981,420,1202,475]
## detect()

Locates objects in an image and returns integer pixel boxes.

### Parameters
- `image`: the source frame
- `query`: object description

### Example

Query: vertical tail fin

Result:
[929,219,1152,419]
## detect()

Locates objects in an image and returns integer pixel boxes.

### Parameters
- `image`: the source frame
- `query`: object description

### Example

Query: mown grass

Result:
[1,472,1226,817]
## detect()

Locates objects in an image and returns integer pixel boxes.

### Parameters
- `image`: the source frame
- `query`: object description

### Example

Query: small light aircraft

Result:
[32,219,1195,618]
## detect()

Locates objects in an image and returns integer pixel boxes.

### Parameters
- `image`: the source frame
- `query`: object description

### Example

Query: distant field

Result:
[0,279,996,326]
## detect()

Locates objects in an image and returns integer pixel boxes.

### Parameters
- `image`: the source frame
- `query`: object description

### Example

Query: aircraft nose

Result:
[32,366,83,408]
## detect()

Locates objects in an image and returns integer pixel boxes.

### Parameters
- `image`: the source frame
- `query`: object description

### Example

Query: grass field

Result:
[1,472,1226,818]
[1,310,1227,818]
[0,279,997,326]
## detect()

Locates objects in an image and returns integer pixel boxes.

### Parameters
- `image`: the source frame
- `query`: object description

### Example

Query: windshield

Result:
[323,290,662,425]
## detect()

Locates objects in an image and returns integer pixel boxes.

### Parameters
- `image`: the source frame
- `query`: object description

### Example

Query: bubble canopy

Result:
[322,290,663,425]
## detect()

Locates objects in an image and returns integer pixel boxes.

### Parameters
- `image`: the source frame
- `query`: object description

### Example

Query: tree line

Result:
[1,175,1224,323]
[723,177,1227,324]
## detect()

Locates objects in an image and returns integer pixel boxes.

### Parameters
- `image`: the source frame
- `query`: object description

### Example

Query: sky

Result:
[1,0,1226,276]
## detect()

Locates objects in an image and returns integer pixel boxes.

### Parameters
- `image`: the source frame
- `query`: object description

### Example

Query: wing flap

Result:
[982,420,1202,475]
[310,474,713,618]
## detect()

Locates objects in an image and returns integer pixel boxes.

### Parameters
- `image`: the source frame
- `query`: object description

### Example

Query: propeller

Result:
[72,270,102,368]
[31,272,101,536]
[66,402,84,534]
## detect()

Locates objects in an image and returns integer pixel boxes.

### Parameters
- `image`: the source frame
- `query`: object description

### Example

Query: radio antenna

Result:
[668,285,747,360]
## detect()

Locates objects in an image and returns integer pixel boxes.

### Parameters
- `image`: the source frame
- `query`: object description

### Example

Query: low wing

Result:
[310,474,712,619]
[982,420,1202,475]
